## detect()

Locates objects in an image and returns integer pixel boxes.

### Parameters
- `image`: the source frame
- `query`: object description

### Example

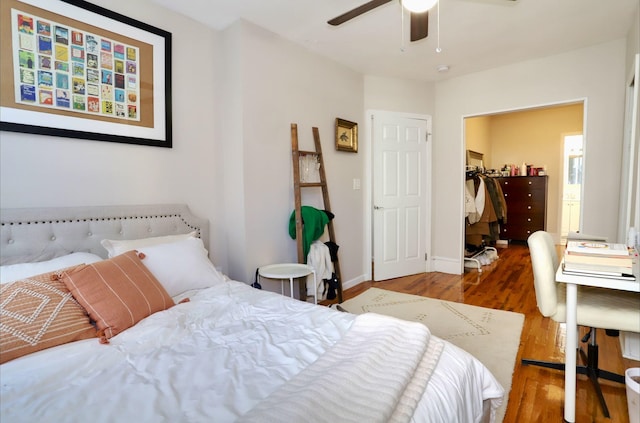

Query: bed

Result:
[0,204,504,423]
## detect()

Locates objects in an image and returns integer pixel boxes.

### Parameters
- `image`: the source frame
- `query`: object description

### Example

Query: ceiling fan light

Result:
[402,0,438,13]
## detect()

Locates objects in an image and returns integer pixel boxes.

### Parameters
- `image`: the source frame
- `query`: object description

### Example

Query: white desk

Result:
[258,263,317,304]
[555,265,640,422]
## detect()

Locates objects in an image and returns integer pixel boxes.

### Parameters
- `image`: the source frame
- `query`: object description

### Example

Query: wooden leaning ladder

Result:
[291,123,343,303]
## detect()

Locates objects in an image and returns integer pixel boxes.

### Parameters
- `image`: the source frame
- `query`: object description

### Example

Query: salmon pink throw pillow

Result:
[61,251,174,340]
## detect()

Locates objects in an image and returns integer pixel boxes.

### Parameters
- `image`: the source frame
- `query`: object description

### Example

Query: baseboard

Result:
[432,256,462,275]
[342,274,366,291]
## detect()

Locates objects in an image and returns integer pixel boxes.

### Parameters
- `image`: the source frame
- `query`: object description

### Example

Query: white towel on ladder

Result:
[306,240,333,297]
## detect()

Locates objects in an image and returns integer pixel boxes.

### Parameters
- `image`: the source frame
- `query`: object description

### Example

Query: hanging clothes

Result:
[484,177,507,224]
[466,182,497,247]
[288,206,330,260]
[465,174,502,248]
[306,240,333,297]
[474,176,486,218]
[483,176,507,241]
[465,179,480,224]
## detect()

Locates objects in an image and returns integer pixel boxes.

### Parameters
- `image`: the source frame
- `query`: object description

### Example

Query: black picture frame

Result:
[0,0,172,147]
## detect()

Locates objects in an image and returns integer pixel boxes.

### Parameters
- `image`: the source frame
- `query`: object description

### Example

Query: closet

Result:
[464,151,505,271]
[464,154,549,272]
[464,103,584,249]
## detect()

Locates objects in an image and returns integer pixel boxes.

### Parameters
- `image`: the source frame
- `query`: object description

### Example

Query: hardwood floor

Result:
[341,243,639,423]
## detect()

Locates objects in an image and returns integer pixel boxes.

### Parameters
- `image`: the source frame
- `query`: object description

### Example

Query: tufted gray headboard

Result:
[0,204,209,265]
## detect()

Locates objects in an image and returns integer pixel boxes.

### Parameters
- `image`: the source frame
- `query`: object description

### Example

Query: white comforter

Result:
[0,281,503,423]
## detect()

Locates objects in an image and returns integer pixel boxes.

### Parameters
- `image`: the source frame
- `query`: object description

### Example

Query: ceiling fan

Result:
[327,0,437,42]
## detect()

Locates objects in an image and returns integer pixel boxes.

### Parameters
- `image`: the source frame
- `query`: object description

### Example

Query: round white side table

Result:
[258,263,317,304]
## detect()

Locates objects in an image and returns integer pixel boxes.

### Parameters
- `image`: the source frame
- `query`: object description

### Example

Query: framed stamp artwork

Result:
[335,118,357,153]
[0,0,172,147]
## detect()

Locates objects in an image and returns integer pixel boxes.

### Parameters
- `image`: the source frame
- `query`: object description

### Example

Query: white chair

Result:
[523,231,640,418]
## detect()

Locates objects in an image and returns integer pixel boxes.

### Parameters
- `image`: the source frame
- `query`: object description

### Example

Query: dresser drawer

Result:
[501,224,540,241]
[507,201,546,214]
[498,176,547,190]
[506,212,545,227]
[501,185,546,198]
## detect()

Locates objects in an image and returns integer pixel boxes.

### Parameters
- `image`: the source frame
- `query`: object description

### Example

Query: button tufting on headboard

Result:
[0,204,209,265]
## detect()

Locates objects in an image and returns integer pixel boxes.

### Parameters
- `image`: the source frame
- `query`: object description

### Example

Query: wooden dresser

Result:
[496,176,548,242]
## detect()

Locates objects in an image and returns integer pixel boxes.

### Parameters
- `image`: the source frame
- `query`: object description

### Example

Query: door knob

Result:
[374,205,384,210]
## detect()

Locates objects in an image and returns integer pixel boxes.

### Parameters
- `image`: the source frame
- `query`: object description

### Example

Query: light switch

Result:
[353,178,361,190]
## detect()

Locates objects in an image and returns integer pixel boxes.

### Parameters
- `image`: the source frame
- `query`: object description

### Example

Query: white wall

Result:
[626,6,639,68]
[213,22,243,280]
[432,40,628,271]
[215,20,366,286]
[364,76,435,115]
[0,0,220,257]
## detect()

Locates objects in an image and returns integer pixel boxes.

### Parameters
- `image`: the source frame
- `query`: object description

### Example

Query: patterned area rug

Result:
[339,287,525,423]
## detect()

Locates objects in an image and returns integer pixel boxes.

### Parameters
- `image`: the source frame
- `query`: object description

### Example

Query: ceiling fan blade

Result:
[410,11,429,41]
[327,0,394,26]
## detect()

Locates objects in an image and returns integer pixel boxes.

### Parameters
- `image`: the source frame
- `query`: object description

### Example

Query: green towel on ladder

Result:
[289,206,330,260]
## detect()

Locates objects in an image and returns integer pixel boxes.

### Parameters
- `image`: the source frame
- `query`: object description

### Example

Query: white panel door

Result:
[373,114,429,281]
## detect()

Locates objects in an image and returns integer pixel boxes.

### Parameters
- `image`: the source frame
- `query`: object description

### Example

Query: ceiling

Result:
[151,0,638,82]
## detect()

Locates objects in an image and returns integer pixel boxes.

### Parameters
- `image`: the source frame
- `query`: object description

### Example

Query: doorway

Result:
[463,101,585,248]
[560,133,583,243]
[369,111,431,281]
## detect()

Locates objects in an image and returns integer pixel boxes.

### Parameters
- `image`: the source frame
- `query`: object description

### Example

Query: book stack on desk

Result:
[563,241,637,279]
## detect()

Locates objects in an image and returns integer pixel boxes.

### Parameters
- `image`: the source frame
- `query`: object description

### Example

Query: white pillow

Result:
[101,231,197,258]
[0,252,104,284]
[136,237,225,297]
